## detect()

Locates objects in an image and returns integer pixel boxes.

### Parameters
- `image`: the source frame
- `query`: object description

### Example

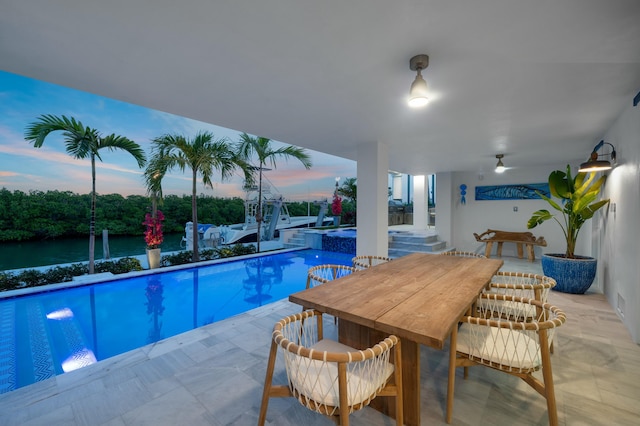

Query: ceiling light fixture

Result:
[579,140,617,172]
[408,54,430,107]
[495,154,505,173]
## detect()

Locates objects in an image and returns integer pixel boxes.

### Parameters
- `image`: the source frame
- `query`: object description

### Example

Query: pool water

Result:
[0,249,353,394]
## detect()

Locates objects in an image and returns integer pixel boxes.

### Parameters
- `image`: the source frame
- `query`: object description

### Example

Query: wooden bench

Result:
[473,229,547,262]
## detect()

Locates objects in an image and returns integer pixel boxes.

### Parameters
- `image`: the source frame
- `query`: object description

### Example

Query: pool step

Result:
[283,229,308,249]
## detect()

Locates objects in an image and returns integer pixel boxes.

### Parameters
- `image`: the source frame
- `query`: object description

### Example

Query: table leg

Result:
[516,243,524,259]
[339,319,421,426]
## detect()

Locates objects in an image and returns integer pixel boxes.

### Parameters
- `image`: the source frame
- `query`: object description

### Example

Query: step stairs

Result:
[283,229,308,249]
[388,230,452,258]
[282,228,454,257]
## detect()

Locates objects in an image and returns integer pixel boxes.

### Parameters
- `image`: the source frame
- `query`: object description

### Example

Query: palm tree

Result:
[147,132,252,262]
[25,114,146,274]
[337,177,357,224]
[337,177,357,204]
[236,133,312,252]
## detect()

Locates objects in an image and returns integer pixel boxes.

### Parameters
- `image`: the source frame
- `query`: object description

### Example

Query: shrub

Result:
[160,251,194,267]
[95,257,143,274]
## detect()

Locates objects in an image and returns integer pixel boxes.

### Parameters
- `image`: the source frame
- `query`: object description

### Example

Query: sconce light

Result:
[408,54,429,107]
[495,154,505,173]
[579,140,617,172]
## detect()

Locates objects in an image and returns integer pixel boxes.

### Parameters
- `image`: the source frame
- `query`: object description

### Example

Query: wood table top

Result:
[289,253,503,350]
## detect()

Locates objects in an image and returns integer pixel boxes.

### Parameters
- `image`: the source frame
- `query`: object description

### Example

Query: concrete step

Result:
[389,240,447,252]
[287,237,306,245]
[390,234,439,244]
[389,246,454,258]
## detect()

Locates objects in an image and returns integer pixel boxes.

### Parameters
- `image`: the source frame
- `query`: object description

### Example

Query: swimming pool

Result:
[0,249,353,394]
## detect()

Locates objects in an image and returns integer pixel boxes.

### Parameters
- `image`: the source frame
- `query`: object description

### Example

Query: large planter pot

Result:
[541,253,597,294]
[146,248,161,269]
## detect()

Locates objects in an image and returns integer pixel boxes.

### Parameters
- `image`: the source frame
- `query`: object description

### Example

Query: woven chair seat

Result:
[457,322,541,372]
[289,339,395,407]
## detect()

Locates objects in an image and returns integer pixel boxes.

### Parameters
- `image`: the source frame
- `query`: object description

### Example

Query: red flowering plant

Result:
[143,210,165,249]
[331,193,342,216]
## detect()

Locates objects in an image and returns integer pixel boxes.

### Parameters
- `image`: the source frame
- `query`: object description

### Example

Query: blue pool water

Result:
[0,249,353,394]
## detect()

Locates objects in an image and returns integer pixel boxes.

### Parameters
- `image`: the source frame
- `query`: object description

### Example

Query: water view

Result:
[0,233,185,271]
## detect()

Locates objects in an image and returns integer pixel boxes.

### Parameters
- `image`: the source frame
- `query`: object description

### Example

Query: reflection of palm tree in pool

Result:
[243,257,288,306]
[145,276,165,343]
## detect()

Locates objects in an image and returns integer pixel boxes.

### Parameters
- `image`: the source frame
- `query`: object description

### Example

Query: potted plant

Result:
[143,210,165,269]
[527,165,609,293]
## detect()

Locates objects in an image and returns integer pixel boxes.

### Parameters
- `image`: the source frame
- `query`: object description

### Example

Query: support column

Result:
[435,172,453,248]
[357,142,389,257]
[412,175,428,230]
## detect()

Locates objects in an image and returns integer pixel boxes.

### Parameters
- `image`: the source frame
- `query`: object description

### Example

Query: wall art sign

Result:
[475,183,550,200]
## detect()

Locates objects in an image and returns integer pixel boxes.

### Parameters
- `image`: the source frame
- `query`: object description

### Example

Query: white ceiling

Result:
[2,0,639,175]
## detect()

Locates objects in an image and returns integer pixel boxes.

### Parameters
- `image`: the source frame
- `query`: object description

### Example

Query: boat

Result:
[182,186,333,250]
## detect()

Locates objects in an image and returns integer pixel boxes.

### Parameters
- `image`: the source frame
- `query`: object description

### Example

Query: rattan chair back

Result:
[306,264,358,289]
[258,310,404,426]
[351,255,392,270]
[479,271,556,320]
[440,251,486,258]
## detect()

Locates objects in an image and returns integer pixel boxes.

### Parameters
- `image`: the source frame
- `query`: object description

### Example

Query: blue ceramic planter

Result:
[541,254,597,294]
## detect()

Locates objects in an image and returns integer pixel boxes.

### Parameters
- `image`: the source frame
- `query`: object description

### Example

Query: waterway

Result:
[0,233,185,271]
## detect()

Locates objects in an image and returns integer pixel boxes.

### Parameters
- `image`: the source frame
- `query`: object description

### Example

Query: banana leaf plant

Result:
[527,164,609,258]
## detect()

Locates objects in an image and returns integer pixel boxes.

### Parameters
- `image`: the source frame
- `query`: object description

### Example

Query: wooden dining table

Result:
[289,252,503,426]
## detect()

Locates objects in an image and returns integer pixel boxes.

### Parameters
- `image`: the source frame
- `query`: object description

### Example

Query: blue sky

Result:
[0,71,356,202]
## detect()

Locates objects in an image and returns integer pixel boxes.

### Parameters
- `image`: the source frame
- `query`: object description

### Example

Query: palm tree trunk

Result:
[192,168,199,262]
[89,154,96,274]
[256,165,263,253]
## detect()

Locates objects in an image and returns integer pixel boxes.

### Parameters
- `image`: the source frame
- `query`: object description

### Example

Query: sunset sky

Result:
[0,71,357,202]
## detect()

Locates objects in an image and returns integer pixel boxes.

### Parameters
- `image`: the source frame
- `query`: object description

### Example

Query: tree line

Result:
[0,188,331,242]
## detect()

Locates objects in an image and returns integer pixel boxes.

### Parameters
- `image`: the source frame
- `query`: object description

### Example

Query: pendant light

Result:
[408,54,430,107]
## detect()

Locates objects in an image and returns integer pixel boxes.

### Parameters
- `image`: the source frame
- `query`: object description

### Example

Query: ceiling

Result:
[2,0,639,175]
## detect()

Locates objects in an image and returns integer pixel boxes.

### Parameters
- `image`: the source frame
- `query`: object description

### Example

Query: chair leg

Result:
[393,339,403,426]
[337,363,350,426]
[540,332,559,426]
[446,326,458,424]
[258,340,279,426]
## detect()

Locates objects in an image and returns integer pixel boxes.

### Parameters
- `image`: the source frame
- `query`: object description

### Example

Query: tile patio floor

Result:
[1,257,638,425]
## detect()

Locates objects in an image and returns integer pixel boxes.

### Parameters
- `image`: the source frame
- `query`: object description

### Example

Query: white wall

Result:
[449,162,582,258]
[444,95,640,343]
[599,100,640,343]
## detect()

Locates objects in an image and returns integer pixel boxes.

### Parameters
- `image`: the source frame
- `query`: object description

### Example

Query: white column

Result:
[412,175,428,230]
[435,172,453,247]
[357,142,389,257]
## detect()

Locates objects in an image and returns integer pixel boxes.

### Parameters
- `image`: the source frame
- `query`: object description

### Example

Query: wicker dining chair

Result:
[446,294,566,426]
[305,264,358,323]
[478,271,556,320]
[258,310,404,426]
[351,255,392,270]
[440,251,486,258]
[306,264,358,289]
